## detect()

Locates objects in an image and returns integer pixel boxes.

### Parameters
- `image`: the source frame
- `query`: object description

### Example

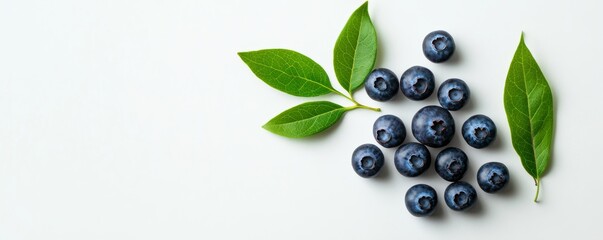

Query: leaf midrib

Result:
[242,55,336,94]
[268,107,344,128]
[346,13,365,93]
[519,42,540,179]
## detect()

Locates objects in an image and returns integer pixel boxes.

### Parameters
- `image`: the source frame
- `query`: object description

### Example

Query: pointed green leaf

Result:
[238,49,336,97]
[333,2,377,94]
[263,101,347,138]
[504,33,554,202]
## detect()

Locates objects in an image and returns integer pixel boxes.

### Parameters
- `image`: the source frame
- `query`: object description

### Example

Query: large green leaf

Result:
[238,49,336,97]
[333,2,377,94]
[263,101,347,138]
[504,33,554,202]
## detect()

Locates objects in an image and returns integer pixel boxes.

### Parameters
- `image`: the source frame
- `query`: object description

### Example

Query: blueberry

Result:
[405,184,438,217]
[438,78,470,111]
[462,114,496,148]
[444,181,478,211]
[422,30,455,63]
[373,115,406,148]
[477,162,509,193]
[394,142,431,177]
[411,106,455,148]
[364,68,399,101]
[351,144,384,178]
[435,147,468,182]
[400,66,435,100]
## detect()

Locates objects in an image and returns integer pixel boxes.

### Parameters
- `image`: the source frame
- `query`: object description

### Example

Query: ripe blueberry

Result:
[364,68,399,101]
[394,142,431,177]
[435,147,468,182]
[351,144,384,178]
[422,30,455,63]
[373,115,406,148]
[444,181,478,211]
[438,78,470,111]
[411,106,455,148]
[405,184,438,217]
[477,162,509,193]
[462,114,497,148]
[400,66,435,100]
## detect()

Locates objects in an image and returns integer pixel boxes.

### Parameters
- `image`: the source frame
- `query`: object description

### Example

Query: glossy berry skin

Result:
[411,106,455,148]
[422,30,455,63]
[405,184,438,217]
[444,181,478,211]
[435,147,468,182]
[394,142,431,177]
[364,68,399,101]
[438,78,470,111]
[373,115,406,148]
[400,66,435,100]
[351,144,384,178]
[477,162,510,193]
[462,114,497,148]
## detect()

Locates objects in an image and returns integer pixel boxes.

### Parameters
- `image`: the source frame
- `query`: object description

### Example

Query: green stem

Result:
[534,178,540,203]
[333,90,380,112]
[346,104,380,112]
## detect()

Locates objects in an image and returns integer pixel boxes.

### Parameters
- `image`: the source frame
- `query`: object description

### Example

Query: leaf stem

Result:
[333,90,380,112]
[346,104,380,112]
[534,178,540,203]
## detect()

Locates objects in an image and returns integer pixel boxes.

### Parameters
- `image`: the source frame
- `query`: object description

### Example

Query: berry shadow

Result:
[425,197,447,221]
[459,95,477,113]
[373,161,392,182]
[443,46,462,66]
[387,88,407,104]
[495,172,517,198]
[464,194,486,216]
[482,126,505,152]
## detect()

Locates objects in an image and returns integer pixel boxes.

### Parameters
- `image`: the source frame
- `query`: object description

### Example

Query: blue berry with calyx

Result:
[411,105,455,148]
[400,66,435,100]
[405,184,438,217]
[438,78,470,111]
[422,30,455,63]
[462,114,497,148]
[394,142,431,177]
[351,144,384,178]
[373,115,406,148]
[435,147,468,182]
[444,181,478,211]
[477,162,510,193]
[364,68,399,101]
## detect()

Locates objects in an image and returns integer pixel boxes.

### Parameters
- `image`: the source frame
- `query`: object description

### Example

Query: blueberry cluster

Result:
[351,30,509,217]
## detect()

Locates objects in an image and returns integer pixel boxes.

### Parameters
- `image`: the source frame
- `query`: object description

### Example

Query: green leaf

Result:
[333,1,377,94]
[263,101,347,138]
[238,49,336,97]
[504,33,554,202]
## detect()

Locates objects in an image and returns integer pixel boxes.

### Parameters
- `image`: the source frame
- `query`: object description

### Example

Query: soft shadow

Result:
[373,162,392,182]
[444,46,462,66]
[388,88,406,104]
[375,29,386,68]
[465,194,486,216]
[425,198,447,221]
[421,158,439,180]
[496,172,518,198]
[482,126,505,152]
[445,127,466,149]
[459,95,477,112]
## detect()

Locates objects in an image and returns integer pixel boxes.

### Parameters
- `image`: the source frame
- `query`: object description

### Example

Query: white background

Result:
[1,0,603,239]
